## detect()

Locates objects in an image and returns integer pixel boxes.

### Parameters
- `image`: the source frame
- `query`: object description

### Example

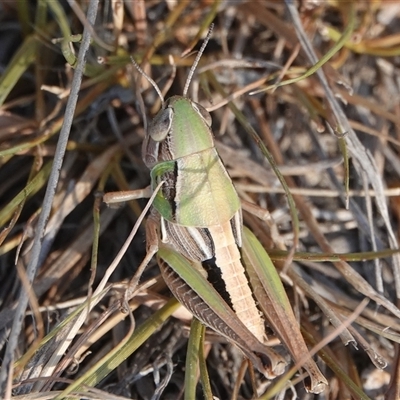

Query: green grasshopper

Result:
[105,26,328,395]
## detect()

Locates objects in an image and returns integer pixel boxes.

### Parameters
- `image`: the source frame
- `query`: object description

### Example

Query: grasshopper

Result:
[105,26,328,394]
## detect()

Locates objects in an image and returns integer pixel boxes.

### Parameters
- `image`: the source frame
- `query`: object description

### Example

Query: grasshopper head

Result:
[142,96,214,168]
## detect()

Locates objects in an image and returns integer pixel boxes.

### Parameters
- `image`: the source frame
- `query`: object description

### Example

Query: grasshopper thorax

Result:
[142,96,214,168]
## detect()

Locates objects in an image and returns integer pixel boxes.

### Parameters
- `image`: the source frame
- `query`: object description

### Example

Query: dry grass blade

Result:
[1,1,400,399]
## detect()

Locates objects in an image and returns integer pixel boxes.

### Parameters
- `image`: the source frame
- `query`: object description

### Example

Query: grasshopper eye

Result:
[148,107,174,141]
[192,102,212,127]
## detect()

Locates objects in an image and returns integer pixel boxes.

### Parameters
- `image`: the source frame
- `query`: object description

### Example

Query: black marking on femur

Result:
[255,351,273,371]
[202,257,234,310]
[158,258,243,344]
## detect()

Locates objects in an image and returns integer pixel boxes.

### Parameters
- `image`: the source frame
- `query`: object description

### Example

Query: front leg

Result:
[103,186,152,206]
[123,209,160,304]
[103,181,165,310]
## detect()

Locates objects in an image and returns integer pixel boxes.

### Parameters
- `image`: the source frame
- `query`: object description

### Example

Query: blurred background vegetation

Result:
[1,1,400,399]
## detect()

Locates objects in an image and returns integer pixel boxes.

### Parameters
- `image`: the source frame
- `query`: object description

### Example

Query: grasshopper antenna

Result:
[130,57,165,105]
[182,23,214,98]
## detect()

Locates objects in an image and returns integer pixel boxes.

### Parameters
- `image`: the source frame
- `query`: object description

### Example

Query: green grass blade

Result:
[0,34,41,107]
[0,161,53,227]
[185,318,201,400]
[55,298,180,399]
[185,318,212,400]
[265,3,355,91]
